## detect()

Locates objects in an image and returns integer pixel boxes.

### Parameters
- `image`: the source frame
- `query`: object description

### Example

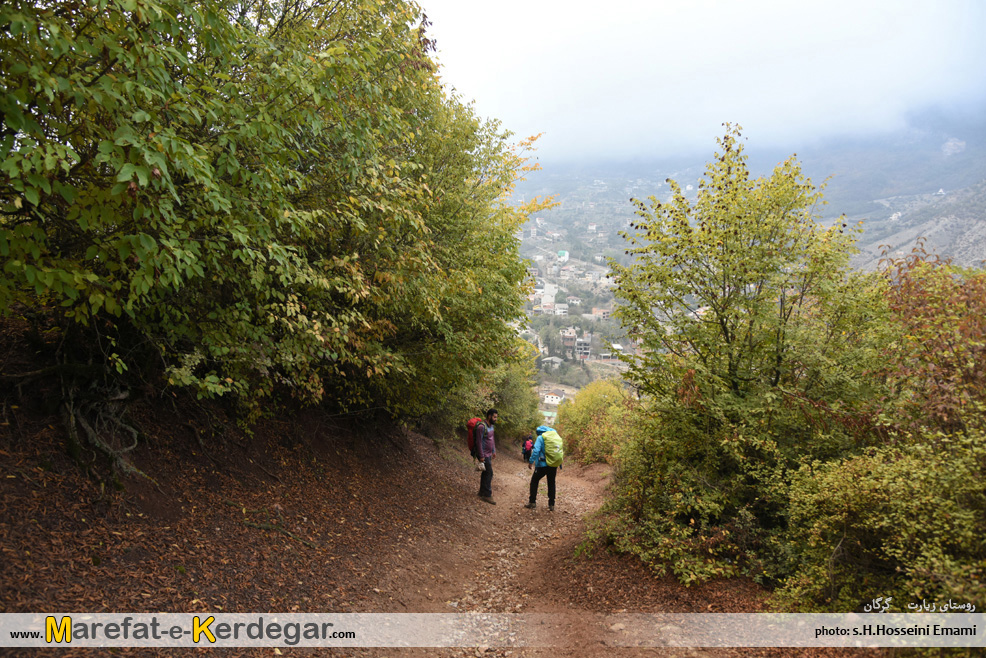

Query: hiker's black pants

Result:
[529,466,557,505]
[478,456,493,497]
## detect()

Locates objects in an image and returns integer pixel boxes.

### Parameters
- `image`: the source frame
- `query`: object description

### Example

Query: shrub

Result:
[778,429,986,611]
[556,378,630,463]
[875,247,986,435]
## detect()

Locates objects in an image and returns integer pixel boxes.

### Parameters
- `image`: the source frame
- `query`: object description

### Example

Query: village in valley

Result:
[515,203,640,423]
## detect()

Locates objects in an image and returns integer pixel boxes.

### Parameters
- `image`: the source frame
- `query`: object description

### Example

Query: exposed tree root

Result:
[61,383,161,492]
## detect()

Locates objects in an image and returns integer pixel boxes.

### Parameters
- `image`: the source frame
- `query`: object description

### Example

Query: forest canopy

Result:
[1,0,547,427]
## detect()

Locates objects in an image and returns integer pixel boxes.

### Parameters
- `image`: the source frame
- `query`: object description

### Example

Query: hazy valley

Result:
[515,108,986,272]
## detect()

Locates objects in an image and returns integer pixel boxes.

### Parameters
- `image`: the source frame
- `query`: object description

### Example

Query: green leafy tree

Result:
[606,126,888,582]
[612,126,873,407]
[536,320,564,358]
[1,0,549,456]
[349,123,551,418]
[415,338,541,446]
[488,350,542,440]
[1,0,430,400]
[556,361,590,389]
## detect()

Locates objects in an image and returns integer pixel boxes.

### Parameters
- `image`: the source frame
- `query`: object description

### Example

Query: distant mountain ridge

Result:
[851,179,986,270]
[520,107,986,270]
[761,107,986,216]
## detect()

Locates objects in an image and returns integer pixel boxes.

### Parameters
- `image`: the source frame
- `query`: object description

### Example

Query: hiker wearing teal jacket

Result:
[525,425,561,511]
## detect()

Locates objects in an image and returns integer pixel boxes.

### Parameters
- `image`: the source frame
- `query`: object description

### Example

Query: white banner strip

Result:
[605,614,984,648]
[0,613,982,648]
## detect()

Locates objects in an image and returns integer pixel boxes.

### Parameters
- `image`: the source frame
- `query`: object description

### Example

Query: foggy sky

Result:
[417,0,986,163]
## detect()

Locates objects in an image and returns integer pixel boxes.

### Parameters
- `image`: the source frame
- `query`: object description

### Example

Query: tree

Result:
[536,321,564,358]
[876,245,986,435]
[488,353,542,440]
[1,0,549,452]
[612,125,871,406]
[605,126,888,582]
[414,337,541,445]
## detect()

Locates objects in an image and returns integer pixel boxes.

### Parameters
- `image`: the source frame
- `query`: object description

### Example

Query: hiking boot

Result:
[548,504,555,512]
[480,496,496,505]
[524,502,536,509]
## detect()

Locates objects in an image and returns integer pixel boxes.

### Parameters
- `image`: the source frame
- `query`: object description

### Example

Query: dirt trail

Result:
[444,449,615,653]
[344,440,634,657]
[450,451,638,657]
[343,437,752,658]
[341,434,865,658]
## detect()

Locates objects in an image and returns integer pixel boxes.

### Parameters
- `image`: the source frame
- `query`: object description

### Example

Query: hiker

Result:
[475,408,498,504]
[522,433,533,462]
[525,425,563,511]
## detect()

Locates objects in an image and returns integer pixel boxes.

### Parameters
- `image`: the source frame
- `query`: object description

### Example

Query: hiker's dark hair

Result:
[486,408,498,418]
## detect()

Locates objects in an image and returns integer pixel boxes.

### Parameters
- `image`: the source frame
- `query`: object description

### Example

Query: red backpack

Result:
[466,417,486,458]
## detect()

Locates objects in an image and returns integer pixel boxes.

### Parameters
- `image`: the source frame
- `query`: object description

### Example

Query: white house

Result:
[543,390,565,405]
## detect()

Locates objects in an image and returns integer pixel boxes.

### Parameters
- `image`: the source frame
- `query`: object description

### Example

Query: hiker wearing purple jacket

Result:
[475,408,498,504]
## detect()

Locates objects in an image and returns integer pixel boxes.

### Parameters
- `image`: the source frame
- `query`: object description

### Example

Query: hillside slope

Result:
[851,179,986,270]
[1,345,874,657]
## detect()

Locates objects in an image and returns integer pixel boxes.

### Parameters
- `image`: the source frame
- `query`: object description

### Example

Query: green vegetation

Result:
[1,0,542,438]
[555,377,635,463]
[776,247,986,611]
[558,126,986,611]
[557,282,609,313]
